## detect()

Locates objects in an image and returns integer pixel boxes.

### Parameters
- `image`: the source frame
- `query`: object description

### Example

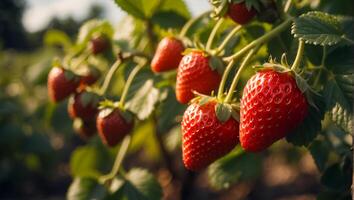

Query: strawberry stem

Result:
[214,25,242,55]
[99,59,122,95]
[283,0,292,13]
[99,135,131,184]
[224,48,257,103]
[206,18,225,52]
[223,18,293,62]
[179,11,211,38]
[217,59,235,100]
[118,61,146,108]
[291,39,305,71]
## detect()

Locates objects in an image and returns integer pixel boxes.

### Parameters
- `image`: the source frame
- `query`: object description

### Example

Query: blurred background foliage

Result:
[0,0,353,199]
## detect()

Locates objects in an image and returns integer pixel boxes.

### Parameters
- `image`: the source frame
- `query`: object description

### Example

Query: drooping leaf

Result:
[323,46,354,134]
[321,162,352,191]
[292,11,354,46]
[157,87,186,133]
[286,95,325,146]
[113,0,161,19]
[208,147,262,190]
[308,140,330,172]
[44,29,72,50]
[126,79,160,120]
[158,0,190,19]
[77,20,114,44]
[110,168,162,200]
[151,10,187,29]
[67,177,107,200]
[70,145,111,178]
[215,103,232,122]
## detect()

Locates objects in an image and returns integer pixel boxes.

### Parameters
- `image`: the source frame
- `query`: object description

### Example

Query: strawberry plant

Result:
[43,0,353,199]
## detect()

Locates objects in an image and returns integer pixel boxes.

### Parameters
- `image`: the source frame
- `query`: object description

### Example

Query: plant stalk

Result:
[224,48,257,103]
[179,11,211,37]
[217,59,235,100]
[215,25,242,55]
[206,18,225,51]
[99,59,122,95]
[223,18,293,62]
[99,135,131,184]
[118,62,145,108]
[291,39,305,71]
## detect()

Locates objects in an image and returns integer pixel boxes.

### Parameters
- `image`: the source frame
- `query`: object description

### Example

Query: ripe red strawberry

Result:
[68,90,99,121]
[96,108,134,147]
[182,100,239,171]
[89,35,110,55]
[47,67,80,102]
[151,37,185,73]
[240,69,308,152]
[228,2,257,25]
[73,118,97,139]
[80,67,101,86]
[176,51,222,104]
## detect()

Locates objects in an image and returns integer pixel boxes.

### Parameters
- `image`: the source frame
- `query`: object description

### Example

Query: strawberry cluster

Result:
[47,35,134,146]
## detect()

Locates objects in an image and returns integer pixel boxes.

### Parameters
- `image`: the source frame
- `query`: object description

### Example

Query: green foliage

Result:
[70,143,111,178]
[44,30,72,50]
[109,168,162,200]
[323,46,354,134]
[77,19,114,44]
[292,11,354,46]
[67,177,107,200]
[286,95,325,146]
[208,147,262,190]
[126,79,160,120]
[308,139,330,172]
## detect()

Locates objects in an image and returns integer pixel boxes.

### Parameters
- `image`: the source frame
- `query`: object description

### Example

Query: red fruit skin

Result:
[90,36,110,55]
[96,109,134,147]
[240,69,308,152]
[68,91,99,121]
[151,37,185,73]
[176,51,222,104]
[80,68,100,86]
[74,119,97,139]
[182,101,239,171]
[47,67,80,102]
[228,2,257,25]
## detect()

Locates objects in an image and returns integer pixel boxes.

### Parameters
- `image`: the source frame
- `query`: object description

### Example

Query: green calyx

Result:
[98,99,134,123]
[80,91,100,107]
[254,59,320,110]
[192,94,240,123]
[64,69,80,82]
[231,0,262,12]
[210,0,229,20]
[209,56,226,75]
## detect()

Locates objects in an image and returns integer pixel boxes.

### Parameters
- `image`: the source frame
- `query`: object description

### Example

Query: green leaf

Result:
[286,95,325,146]
[44,29,72,50]
[67,177,107,200]
[157,87,186,133]
[321,163,352,191]
[208,147,262,190]
[292,11,354,46]
[215,103,232,122]
[209,56,225,74]
[151,11,187,29]
[70,145,110,178]
[77,19,113,44]
[323,46,353,134]
[110,168,162,200]
[308,140,330,172]
[113,0,160,19]
[158,0,190,19]
[164,126,182,153]
[126,79,160,120]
